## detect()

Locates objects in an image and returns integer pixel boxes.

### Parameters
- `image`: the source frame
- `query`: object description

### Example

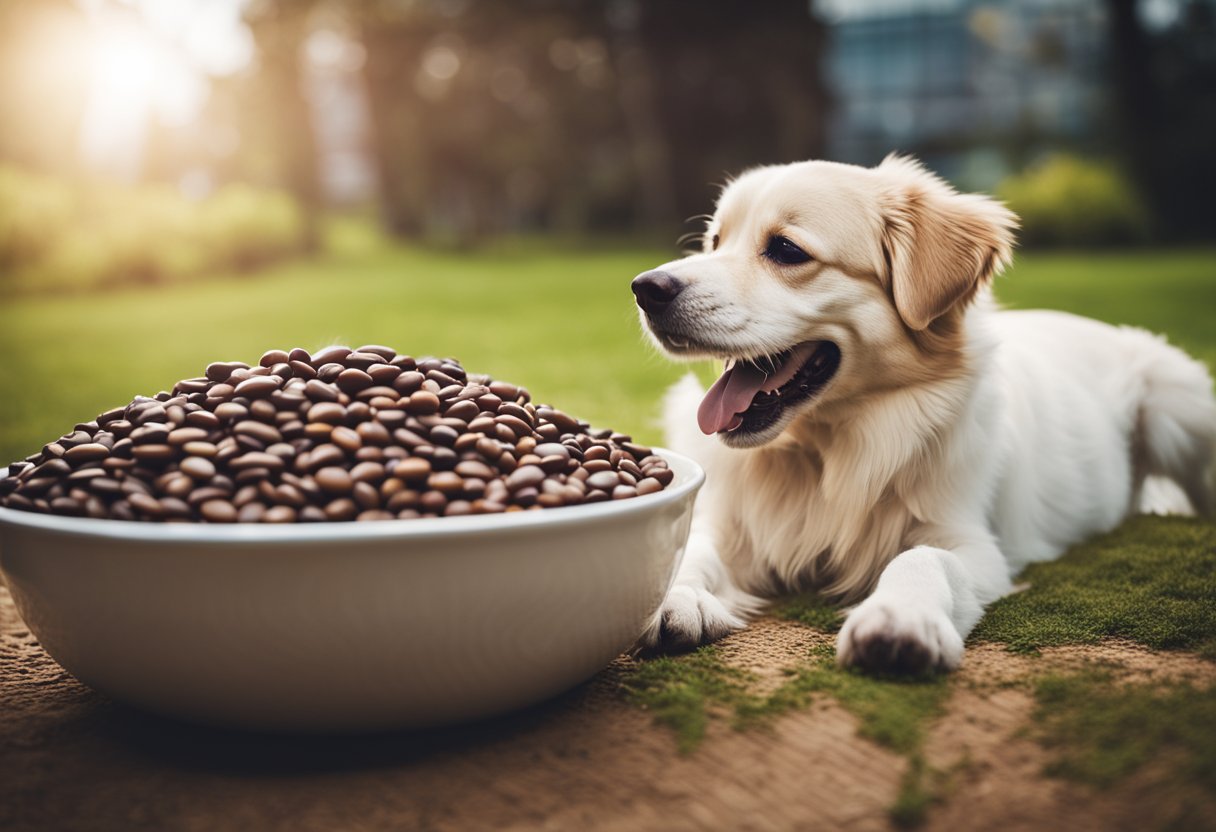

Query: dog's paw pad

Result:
[636,585,744,653]
[836,600,963,674]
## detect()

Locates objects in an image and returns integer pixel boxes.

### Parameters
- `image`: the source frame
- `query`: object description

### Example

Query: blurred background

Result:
[1,0,1214,461]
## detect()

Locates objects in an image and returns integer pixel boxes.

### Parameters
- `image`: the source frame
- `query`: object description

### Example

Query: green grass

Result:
[1032,670,1216,791]
[994,248,1216,370]
[2,234,1212,465]
[971,516,1216,655]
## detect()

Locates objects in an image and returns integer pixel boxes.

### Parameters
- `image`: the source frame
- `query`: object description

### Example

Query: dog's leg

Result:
[836,528,1011,674]
[636,521,763,652]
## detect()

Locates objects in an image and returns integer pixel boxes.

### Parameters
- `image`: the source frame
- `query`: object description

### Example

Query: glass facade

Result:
[821,0,1108,187]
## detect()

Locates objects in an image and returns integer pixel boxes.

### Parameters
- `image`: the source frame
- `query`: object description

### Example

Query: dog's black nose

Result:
[631,270,685,316]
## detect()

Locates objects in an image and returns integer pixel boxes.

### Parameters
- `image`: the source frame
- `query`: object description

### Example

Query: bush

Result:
[0,166,74,269]
[0,165,307,294]
[998,154,1151,248]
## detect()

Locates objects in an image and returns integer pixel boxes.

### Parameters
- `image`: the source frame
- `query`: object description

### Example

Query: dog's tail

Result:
[1130,328,1216,518]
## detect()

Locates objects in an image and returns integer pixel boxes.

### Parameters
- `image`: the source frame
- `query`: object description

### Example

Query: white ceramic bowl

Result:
[0,449,702,733]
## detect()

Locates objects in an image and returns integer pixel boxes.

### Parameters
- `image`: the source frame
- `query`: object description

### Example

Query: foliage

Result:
[998,154,1150,247]
[971,516,1216,655]
[0,165,306,295]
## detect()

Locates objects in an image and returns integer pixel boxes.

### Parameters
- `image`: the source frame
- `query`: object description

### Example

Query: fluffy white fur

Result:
[634,156,1216,673]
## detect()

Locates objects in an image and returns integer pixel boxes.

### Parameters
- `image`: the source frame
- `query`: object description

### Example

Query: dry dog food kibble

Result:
[0,347,673,522]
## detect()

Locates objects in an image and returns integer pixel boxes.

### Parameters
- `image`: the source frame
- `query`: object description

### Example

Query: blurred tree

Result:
[1106,0,1216,241]
[628,0,829,233]
[244,1,324,251]
[356,0,828,243]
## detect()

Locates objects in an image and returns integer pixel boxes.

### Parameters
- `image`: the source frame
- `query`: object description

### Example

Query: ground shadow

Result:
[60,676,604,777]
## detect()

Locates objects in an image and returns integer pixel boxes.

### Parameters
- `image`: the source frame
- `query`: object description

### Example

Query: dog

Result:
[632,155,1216,673]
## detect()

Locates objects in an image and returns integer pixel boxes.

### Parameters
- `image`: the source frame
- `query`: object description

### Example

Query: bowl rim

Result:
[0,447,704,543]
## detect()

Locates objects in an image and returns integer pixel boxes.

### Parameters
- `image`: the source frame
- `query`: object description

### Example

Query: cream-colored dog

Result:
[632,155,1216,673]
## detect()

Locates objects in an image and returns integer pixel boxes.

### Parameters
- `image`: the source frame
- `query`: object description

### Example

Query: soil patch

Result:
[2,585,1211,831]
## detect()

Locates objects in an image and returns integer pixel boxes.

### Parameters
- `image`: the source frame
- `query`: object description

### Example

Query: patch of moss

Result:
[889,754,934,828]
[770,593,844,632]
[971,516,1216,654]
[618,646,755,754]
[739,652,951,827]
[752,653,949,754]
[1032,669,1216,790]
[623,646,952,825]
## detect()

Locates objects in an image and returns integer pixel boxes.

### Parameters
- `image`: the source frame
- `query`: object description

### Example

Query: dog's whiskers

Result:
[675,231,707,249]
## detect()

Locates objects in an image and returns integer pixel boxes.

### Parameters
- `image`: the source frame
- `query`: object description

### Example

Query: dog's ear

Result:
[878,155,1017,331]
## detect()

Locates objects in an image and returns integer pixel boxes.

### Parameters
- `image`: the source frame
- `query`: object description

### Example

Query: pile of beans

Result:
[0,347,673,522]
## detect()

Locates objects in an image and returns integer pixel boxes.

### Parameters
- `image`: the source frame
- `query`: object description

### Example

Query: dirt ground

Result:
[2,585,1212,832]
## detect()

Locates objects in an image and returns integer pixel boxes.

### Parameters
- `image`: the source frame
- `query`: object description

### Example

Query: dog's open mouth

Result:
[697,341,841,436]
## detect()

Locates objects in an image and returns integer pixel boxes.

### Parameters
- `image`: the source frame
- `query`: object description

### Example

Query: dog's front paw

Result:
[636,585,746,653]
[836,597,963,674]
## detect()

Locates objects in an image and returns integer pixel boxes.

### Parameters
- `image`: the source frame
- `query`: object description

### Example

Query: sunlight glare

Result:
[78,16,202,176]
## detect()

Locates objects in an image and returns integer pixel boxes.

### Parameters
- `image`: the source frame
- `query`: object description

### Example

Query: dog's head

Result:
[633,155,1017,448]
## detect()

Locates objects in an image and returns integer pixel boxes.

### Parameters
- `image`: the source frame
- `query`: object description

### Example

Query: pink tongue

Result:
[697,361,770,435]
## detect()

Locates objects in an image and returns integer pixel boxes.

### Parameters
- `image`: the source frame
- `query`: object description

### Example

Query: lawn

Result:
[1,231,1213,465]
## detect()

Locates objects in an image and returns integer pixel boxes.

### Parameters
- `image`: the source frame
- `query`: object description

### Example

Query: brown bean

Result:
[63,443,109,465]
[350,461,386,484]
[260,349,290,368]
[394,457,431,481]
[130,424,171,444]
[166,427,207,447]
[335,367,373,394]
[324,498,358,521]
[649,467,674,486]
[310,346,351,367]
[234,420,282,444]
[315,467,353,494]
[538,407,579,432]
[229,452,285,472]
[262,505,297,523]
[496,414,532,438]
[636,477,663,495]
[201,499,237,523]
[128,492,164,518]
[237,502,266,522]
[309,444,346,469]
[505,464,545,492]
[350,481,379,509]
[180,457,216,480]
[185,409,221,430]
[307,402,345,425]
[356,421,390,446]
[587,471,621,491]
[131,444,174,463]
[234,376,281,397]
[331,426,362,452]
[407,391,441,414]
[427,471,463,494]
[356,509,394,522]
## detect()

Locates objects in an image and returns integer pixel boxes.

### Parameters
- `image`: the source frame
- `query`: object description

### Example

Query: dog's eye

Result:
[711,234,720,251]
[763,235,812,265]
